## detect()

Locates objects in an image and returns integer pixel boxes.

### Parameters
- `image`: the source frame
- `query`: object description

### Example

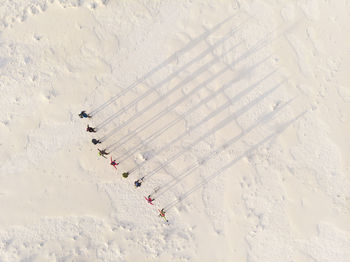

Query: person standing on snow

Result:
[98,148,109,158]
[134,177,144,188]
[158,208,168,222]
[145,195,155,205]
[79,111,92,118]
[110,157,119,169]
[86,125,96,133]
[92,138,101,145]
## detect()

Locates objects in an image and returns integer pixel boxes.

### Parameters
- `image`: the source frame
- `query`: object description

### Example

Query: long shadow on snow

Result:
[117,64,277,164]
[97,19,248,137]
[102,40,242,143]
[163,111,306,211]
[152,98,293,200]
[130,77,285,178]
[103,26,278,151]
[89,15,239,117]
[124,23,294,175]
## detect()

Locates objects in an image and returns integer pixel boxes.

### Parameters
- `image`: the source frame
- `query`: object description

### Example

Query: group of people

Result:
[79,110,168,222]
[80,111,119,169]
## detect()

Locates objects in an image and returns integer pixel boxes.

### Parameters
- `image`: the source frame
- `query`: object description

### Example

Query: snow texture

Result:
[0,0,349,261]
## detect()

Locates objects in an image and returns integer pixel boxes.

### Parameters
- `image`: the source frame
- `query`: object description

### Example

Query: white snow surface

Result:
[0,0,349,261]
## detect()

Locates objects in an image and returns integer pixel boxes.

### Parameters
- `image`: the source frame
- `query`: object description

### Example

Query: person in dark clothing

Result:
[98,148,109,158]
[86,125,96,133]
[92,138,101,145]
[79,111,92,118]
[134,177,144,188]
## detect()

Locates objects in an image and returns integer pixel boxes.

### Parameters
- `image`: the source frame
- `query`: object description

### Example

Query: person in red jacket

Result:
[110,157,119,169]
[144,195,155,205]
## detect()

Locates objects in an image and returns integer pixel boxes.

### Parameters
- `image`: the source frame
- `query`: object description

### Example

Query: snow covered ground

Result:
[0,0,349,261]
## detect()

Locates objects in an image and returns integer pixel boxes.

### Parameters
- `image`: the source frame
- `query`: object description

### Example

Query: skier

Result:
[110,157,119,169]
[86,125,96,133]
[158,208,168,222]
[98,148,109,158]
[92,138,101,145]
[134,177,144,188]
[144,195,154,205]
[79,111,91,118]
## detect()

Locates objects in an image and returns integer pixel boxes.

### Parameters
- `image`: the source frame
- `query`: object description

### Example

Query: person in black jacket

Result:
[92,138,101,145]
[86,125,96,133]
